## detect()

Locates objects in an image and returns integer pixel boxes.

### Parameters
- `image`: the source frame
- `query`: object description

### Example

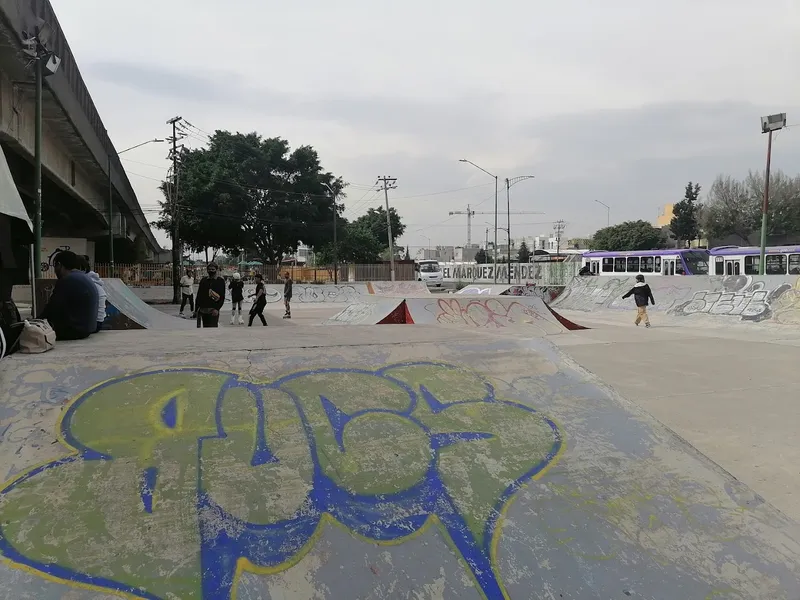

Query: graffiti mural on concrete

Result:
[0,363,562,600]
[669,276,798,322]
[428,298,564,334]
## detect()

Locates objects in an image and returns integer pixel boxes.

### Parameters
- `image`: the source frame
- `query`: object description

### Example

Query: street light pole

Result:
[594,199,610,227]
[504,175,535,284]
[758,113,786,275]
[33,57,42,279]
[460,159,498,282]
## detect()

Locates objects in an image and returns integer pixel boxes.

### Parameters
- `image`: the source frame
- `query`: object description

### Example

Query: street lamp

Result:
[109,138,165,273]
[594,199,610,227]
[421,235,431,255]
[758,113,786,275]
[460,159,499,282]
[505,176,535,284]
[323,183,338,284]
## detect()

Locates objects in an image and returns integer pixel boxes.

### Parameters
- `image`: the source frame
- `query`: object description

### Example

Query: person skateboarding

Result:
[229,272,245,325]
[283,272,293,319]
[248,273,268,326]
[196,263,225,328]
[622,274,655,327]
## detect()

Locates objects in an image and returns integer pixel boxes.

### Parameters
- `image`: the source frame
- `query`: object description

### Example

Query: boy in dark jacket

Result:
[622,274,655,327]
[196,263,226,328]
[283,272,293,319]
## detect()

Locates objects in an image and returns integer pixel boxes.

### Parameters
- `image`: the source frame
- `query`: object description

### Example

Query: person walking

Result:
[196,263,225,328]
[229,272,245,325]
[622,274,656,327]
[248,273,268,326]
[283,271,293,319]
[179,268,195,318]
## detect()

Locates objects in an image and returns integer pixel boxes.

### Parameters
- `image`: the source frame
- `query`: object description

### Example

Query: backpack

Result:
[19,319,56,354]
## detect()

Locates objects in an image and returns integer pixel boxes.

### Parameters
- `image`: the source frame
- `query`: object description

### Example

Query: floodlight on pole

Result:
[758,113,786,275]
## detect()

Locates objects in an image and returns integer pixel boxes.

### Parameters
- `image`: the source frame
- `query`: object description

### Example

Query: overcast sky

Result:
[55,0,800,254]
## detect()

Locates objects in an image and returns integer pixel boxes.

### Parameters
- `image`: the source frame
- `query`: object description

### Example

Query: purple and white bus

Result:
[709,245,800,276]
[581,249,710,276]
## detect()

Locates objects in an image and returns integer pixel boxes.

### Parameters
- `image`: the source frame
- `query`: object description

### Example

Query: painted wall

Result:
[441,262,580,285]
[552,275,800,325]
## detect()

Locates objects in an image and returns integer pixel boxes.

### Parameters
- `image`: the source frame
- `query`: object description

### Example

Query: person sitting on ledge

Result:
[40,250,98,340]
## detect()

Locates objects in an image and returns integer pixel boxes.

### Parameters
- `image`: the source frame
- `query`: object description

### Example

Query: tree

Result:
[154,131,344,265]
[517,241,531,263]
[474,248,488,264]
[314,218,384,264]
[670,182,701,247]
[591,220,666,251]
[351,206,405,251]
[701,170,800,243]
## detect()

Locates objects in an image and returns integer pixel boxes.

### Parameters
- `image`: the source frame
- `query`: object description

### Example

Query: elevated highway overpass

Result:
[0,0,162,269]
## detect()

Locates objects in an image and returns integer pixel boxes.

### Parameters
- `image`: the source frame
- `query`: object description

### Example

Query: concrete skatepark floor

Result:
[2,301,800,598]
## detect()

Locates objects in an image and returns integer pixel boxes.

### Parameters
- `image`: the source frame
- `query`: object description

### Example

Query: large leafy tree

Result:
[154,131,345,264]
[591,220,666,251]
[351,206,406,249]
[670,182,701,247]
[701,170,800,243]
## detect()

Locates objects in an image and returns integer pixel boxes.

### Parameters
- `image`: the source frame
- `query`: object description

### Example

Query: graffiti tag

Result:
[0,363,562,599]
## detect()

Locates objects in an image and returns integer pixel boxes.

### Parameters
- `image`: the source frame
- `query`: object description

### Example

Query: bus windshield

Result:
[683,251,709,275]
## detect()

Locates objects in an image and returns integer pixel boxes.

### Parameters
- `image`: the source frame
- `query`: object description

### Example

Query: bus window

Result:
[626,257,640,272]
[744,256,759,275]
[675,258,685,275]
[790,254,800,275]
[766,254,787,275]
[654,257,661,273]
[714,257,724,275]
[602,258,614,272]
[641,257,654,273]
[683,251,709,275]
[614,258,626,272]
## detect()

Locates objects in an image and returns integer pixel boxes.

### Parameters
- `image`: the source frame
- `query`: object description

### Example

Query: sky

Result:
[54,0,800,255]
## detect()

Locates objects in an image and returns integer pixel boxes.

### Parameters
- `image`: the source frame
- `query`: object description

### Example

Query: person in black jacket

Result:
[622,274,655,327]
[40,251,99,340]
[248,273,268,326]
[196,263,226,328]
[283,272,293,319]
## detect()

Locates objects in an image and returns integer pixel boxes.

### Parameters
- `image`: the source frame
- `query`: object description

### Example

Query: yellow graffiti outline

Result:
[0,363,566,600]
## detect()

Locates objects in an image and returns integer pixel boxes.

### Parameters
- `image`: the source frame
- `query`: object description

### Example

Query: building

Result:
[0,0,163,276]
[656,204,674,228]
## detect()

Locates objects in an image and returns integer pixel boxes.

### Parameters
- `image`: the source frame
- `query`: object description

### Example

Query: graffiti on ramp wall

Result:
[0,363,562,600]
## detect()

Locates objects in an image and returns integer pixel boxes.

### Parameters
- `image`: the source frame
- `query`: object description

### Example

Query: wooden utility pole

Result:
[376,176,398,281]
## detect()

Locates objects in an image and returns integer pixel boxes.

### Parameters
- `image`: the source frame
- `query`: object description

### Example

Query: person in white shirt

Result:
[179,268,195,318]
[81,255,107,333]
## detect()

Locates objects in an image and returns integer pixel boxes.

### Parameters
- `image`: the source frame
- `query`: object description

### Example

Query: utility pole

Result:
[167,116,183,302]
[554,220,566,257]
[324,183,338,284]
[459,159,498,282]
[758,113,786,275]
[448,204,476,247]
[376,176,398,281]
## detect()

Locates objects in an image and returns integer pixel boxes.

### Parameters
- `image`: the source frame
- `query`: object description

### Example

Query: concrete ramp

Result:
[553,274,800,325]
[405,296,585,334]
[456,284,511,295]
[0,328,798,599]
[324,299,410,325]
[104,278,194,330]
[367,281,430,296]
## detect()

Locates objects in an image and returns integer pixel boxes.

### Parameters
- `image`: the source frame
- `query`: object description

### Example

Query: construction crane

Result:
[448,204,544,248]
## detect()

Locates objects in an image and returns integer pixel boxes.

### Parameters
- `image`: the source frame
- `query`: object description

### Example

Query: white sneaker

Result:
[230,317,235,325]
[238,316,244,325]
[179,312,184,318]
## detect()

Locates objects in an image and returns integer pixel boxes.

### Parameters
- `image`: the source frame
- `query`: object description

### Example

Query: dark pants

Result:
[249,303,267,326]
[180,293,194,313]
[51,320,91,341]
[196,311,219,328]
